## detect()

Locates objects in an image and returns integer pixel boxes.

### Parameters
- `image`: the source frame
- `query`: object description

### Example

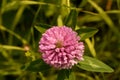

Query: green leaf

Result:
[57,69,71,80]
[22,59,51,72]
[77,56,114,72]
[64,10,78,30]
[76,27,98,40]
[34,26,46,33]
[34,23,51,33]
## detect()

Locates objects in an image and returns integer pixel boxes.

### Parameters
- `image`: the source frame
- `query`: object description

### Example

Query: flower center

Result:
[55,41,63,48]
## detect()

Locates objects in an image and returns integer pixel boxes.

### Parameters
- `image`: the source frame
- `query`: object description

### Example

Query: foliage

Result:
[0,0,120,80]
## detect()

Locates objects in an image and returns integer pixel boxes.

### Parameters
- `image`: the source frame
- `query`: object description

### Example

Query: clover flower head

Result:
[39,26,84,69]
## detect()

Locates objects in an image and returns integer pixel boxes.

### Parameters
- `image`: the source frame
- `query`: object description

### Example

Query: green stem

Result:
[75,72,94,80]
[38,72,46,80]
[85,38,96,57]
[20,1,82,11]
[0,26,27,44]
[88,0,120,37]
[30,6,41,48]
[9,5,26,45]
[101,73,106,80]
[117,0,120,25]
[0,44,25,51]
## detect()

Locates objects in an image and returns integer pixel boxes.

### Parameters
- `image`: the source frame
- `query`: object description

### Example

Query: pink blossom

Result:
[39,26,84,69]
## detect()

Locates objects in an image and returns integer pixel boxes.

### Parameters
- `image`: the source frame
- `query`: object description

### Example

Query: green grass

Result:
[0,0,120,80]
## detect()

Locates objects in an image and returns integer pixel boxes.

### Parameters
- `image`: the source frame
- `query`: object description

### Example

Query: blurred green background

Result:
[0,0,120,80]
